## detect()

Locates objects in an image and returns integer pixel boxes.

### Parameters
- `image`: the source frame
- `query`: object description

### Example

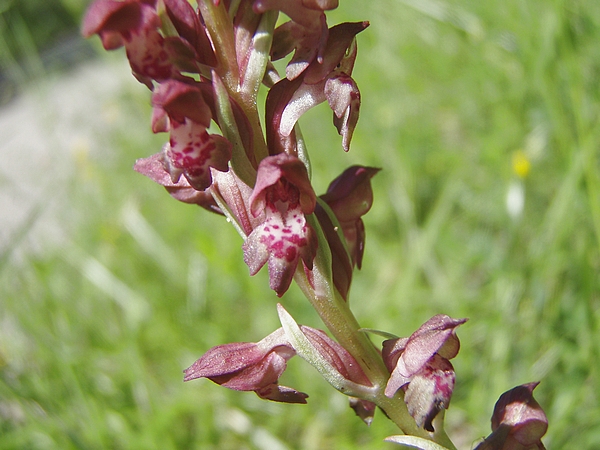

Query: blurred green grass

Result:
[0,0,89,103]
[1,0,599,448]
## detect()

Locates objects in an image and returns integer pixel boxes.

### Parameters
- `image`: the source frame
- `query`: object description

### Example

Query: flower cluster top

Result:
[83,0,371,298]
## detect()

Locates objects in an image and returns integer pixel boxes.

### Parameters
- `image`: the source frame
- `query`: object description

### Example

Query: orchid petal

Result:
[325,74,360,151]
[401,315,467,376]
[81,0,142,42]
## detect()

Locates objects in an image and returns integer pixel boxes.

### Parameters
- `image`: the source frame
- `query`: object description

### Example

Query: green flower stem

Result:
[236,100,269,166]
[211,72,257,187]
[198,0,239,91]
[376,395,435,441]
[432,419,458,450]
[294,268,385,381]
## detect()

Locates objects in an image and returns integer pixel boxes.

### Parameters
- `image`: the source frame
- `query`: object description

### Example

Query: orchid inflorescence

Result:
[82,1,548,448]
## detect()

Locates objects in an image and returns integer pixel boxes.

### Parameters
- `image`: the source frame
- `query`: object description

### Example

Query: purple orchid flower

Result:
[183,328,307,403]
[184,321,372,404]
[134,80,233,191]
[243,154,318,296]
[475,382,548,450]
[266,21,368,156]
[82,0,215,89]
[383,315,467,432]
[316,166,379,300]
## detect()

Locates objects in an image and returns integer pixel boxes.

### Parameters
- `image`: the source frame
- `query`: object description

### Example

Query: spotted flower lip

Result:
[383,315,467,432]
[243,154,318,296]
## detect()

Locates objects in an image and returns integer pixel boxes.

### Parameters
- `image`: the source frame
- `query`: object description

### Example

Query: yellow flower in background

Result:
[512,150,531,179]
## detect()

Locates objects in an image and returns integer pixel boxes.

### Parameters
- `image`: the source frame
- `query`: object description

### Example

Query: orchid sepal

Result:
[209,172,250,239]
[134,152,222,212]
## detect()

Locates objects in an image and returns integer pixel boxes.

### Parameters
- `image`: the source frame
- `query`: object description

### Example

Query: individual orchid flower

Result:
[133,81,237,195]
[266,21,368,155]
[82,0,213,89]
[475,382,548,450]
[316,166,379,300]
[183,328,308,403]
[149,80,233,191]
[321,166,379,269]
[243,153,318,296]
[383,315,467,432]
[184,317,373,405]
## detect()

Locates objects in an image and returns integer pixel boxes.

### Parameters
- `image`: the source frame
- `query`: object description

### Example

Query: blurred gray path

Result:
[0,56,132,261]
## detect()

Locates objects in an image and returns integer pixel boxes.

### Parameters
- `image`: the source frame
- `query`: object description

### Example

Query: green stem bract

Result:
[234,9,278,164]
[277,304,377,398]
[240,10,277,102]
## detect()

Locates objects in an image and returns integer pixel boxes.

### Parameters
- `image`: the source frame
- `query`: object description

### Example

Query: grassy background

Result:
[1,0,599,448]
